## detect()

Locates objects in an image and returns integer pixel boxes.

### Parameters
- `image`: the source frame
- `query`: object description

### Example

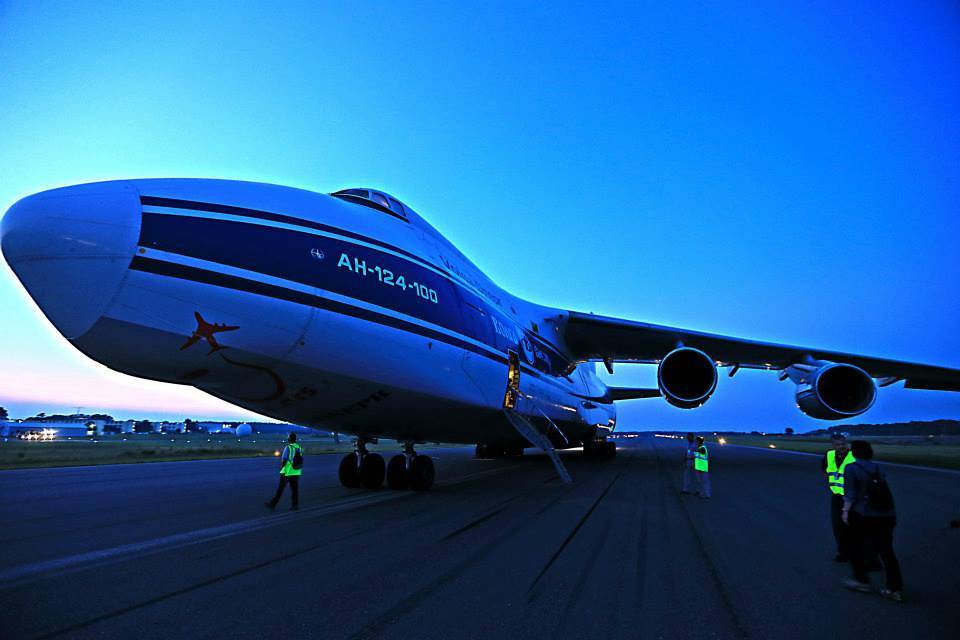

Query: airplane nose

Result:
[1,181,141,339]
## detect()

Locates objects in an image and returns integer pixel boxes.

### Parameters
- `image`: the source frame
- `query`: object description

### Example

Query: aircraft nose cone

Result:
[1,181,141,339]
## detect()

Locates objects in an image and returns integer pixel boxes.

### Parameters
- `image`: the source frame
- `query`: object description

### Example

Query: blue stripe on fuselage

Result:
[136,203,572,376]
[140,196,570,368]
[129,255,507,364]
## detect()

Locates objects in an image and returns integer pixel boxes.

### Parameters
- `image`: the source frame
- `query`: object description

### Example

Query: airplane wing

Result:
[563,311,960,392]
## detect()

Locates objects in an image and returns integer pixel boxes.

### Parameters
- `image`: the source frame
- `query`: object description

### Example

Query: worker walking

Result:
[822,433,855,561]
[842,440,904,601]
[265,433,303,511]
[682,432,696,494]
[694,435,711,498]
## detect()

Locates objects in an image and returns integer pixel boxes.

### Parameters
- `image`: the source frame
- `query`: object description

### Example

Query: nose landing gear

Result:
[339,440,435,491]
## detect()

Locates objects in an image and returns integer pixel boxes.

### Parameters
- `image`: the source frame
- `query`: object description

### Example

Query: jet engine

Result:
[793,362,877,420]
[657,347,718,409]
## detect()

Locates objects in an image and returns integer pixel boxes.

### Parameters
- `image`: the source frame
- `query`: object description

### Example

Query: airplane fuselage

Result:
[2,179,615,447]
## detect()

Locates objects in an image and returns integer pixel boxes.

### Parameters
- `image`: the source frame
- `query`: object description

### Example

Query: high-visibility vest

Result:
[694,445,709,472]
[281,443,302,476]
[825,449,854,495]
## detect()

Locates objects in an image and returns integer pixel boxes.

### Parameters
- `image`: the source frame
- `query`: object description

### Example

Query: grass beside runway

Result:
[0,433,362,470]
[714,435,960,470]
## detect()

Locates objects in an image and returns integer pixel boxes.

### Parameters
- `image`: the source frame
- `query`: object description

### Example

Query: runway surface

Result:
[1,436,958,639]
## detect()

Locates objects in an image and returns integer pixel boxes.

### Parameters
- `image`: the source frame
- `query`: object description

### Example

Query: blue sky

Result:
[1,1,958,429]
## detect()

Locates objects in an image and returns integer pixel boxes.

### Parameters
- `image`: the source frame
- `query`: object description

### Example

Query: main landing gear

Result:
[583,439,617,459]
[338,440,435,491]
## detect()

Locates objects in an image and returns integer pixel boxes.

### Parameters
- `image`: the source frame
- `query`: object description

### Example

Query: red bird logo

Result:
[180,312,240,354]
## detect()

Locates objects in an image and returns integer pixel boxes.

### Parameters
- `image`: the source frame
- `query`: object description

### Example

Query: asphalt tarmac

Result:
[1,436,958,639]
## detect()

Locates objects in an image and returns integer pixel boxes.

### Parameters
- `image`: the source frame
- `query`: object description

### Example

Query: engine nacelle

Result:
[794,362,877,420]
[657,347,718,409]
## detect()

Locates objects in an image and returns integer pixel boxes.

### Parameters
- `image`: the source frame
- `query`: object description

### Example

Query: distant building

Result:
[199,421,236,434]
[1,420,93,438]
[157,421,186,434]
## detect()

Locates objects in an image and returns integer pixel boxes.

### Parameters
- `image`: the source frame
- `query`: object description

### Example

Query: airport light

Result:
[718,437,727,445]
[768,444,776,449]
[274,450,280,457]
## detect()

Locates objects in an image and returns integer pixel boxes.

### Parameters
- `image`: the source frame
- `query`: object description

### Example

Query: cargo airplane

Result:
[3,179,959,489]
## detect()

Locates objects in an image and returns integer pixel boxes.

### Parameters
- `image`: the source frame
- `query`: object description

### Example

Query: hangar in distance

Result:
[3,179,959,489]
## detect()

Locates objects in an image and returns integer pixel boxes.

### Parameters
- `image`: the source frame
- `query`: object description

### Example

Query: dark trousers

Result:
[268,475,299,508]
[831,494,852,557]
[849,511,903,591]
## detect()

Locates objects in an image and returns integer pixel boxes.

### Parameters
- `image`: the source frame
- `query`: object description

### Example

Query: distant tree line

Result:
[819,419,960,437]
[24,412,116,422]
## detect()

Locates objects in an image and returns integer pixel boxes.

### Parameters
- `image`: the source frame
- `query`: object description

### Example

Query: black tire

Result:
[359,453,385,489]
[605,441,617,458]
[409,454,435,491]
[386,454,409,490]
[475,444,489,458]
[339,452,360,488]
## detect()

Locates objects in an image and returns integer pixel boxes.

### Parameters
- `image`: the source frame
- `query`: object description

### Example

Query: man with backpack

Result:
[841,440,904,601]
[265,432,303,511]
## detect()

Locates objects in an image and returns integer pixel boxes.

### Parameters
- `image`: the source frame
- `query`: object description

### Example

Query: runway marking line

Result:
[0,463,518,587]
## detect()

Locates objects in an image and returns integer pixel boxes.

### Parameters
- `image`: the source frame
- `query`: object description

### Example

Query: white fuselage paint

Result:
[1,179,616,446]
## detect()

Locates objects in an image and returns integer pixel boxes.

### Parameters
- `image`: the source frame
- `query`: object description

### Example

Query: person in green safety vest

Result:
[265,432,303,511]
[821,433,855,561]
[694,436,710,498]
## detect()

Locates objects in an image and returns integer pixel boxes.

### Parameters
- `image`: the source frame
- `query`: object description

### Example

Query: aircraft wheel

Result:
[604,441,617,458]
[409,454,435,491]
[359,453,385,489]
[475,444,490,459]
[386,454,409,490]
[339,452,360,488]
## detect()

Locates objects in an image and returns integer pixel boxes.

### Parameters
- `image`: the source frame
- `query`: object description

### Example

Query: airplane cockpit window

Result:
[370,192,390,209]
[330,188,412,221]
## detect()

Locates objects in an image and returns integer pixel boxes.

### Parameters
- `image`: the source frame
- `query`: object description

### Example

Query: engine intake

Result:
[795,362,877,420]
[657,347,717,409]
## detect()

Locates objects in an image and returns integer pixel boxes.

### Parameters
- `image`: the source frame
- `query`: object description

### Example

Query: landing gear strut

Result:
[338,439,386,489]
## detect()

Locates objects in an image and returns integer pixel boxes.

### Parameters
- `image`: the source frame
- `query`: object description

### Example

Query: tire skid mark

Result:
[34,525,367,640]
[438,487,534,542]
[549,519,613,634]
[345,486,574,640]
[633,469,649,610]
[526,470,623,598]
[27,466,536,638]
[652,440,751,640]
